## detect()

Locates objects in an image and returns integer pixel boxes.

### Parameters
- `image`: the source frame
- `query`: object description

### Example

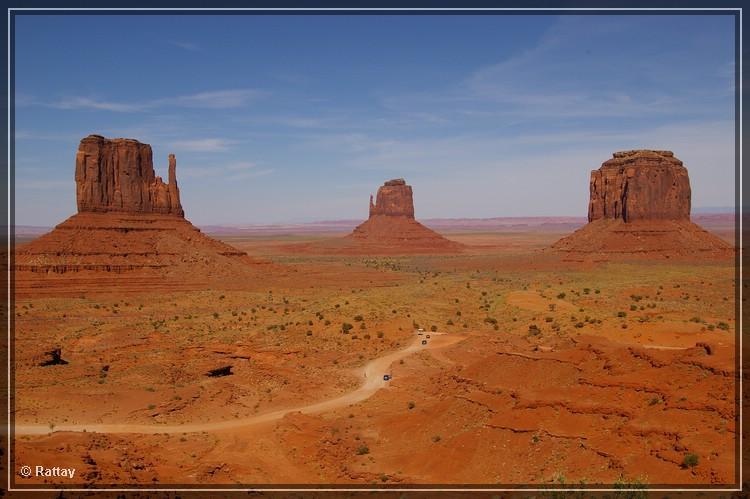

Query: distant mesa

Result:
[552,150,733,261]
[286,178,463,255]
[342,178,463,254]
[15,135,261,296]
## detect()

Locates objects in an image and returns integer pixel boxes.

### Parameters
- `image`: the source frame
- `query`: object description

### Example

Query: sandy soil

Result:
[16,333,464,436]
[12,230,737,487]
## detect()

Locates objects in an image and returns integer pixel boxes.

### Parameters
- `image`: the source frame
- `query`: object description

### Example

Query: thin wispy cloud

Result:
[225,161,258,171]
[168,40,201,52]
[179,161,273,181]
[14,14,735,225]
[15,92,40,107]
[297,119,733,212]
[35,88,265,113]
[169,138,237,152]
[232,113,356,131]
[52,96,145,113]
[178,167,214,179]
[309,120,732,219]
[96,114,222,143]
[15,129,82,141]
[272,116,337,129]
[227,168,274,181]
[377,16,734,124]
[168,89,264,109]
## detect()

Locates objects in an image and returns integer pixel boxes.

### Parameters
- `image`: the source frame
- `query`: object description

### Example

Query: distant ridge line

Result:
[14,212,735,237]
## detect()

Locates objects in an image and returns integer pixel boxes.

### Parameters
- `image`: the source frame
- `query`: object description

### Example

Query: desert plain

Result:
[9,141,739,489]
[12,219,738,487]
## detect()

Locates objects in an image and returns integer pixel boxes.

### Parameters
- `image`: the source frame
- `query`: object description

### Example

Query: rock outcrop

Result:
[283,179,463,255]
[588,150,690,223]
[349,179,463,253]
[369,178,415,218]
[553,150,733,261]
[16,135,262,296]
[76,135,184,216]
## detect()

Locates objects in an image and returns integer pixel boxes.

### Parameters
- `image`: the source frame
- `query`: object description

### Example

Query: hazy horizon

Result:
[15,14,735,226]
[12,206,735,230]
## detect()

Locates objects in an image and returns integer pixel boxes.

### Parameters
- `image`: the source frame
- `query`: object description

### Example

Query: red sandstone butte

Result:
[588,150,690,223]
[368,178,415,218]
[75,135,184,216]
[345,179,463,254]
[553,150,732,261]
[284,178,462,255]
[15,135,260,295]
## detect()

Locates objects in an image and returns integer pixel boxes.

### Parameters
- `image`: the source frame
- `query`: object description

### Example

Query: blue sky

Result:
[14,14,735,225]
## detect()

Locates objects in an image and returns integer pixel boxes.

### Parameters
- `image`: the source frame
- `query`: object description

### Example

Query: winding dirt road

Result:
[15,333,464,436]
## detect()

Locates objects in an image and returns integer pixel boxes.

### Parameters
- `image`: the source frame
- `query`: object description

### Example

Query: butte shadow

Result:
[551,150,734,262]
[15,135,268,296]
[286,178,464,256]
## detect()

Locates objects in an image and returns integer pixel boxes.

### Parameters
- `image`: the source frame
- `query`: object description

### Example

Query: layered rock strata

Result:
[587,150,690,223]
[345,179,463,254]
[16,135,257,295]
[76,135,184,216]
[553,150,733,261]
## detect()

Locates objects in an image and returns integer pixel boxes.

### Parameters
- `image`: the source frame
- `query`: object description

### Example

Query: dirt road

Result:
[15,332,464,435]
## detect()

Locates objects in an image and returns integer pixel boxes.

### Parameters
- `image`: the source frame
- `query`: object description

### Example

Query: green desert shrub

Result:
[682,453,699,468]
